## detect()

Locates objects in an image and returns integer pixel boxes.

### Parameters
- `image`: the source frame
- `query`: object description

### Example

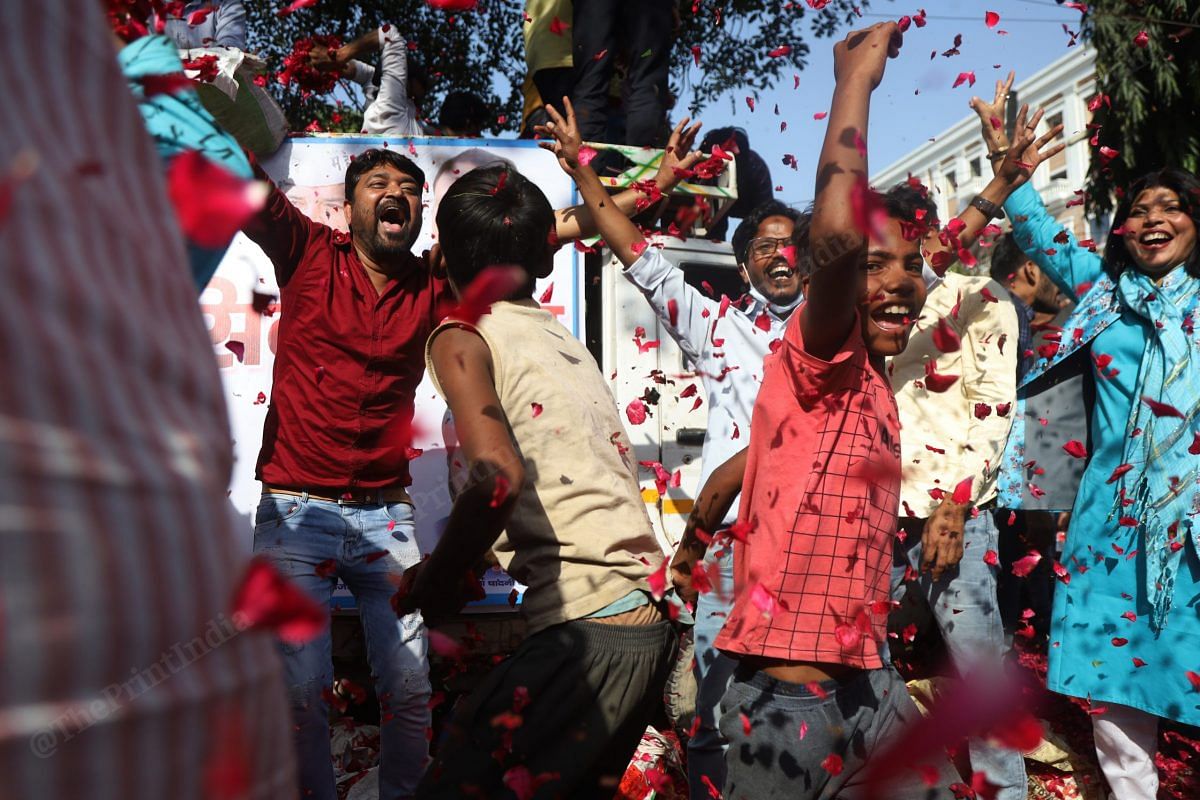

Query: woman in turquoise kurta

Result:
[999,167,1200,798]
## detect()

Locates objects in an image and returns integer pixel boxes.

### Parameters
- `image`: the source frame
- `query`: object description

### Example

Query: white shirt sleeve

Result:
[622,248,717,365]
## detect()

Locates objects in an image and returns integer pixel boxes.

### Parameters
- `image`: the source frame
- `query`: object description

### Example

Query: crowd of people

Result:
[4,3,1200,800]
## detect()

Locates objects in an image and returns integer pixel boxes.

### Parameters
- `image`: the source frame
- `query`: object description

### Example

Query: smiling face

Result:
[345,163,423,267]
[1120,186,1198,279]
[857,217,928,357]
[739,215,803,305]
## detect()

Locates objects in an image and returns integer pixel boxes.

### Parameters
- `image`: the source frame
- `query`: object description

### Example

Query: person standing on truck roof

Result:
[625,184,810,792]
[240,108,705,799]
[307,24,431,137]
[152,0,247,50]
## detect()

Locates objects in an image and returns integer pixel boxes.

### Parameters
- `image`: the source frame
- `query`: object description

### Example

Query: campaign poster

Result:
[200,135,580,609]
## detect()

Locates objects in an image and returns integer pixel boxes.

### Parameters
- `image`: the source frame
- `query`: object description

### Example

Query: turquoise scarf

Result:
[1114,267,1200,631]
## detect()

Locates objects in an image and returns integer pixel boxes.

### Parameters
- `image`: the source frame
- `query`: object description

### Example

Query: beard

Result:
[350,202,417,266]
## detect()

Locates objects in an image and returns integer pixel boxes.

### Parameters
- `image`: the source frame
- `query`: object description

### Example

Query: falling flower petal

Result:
[428,629,465,657]
[647,558,668,601]
[626,398,648,425]
[1062,440,1088,459]
[441,265,525,325]
[923,360,960,393]
[1107,463,1134,483]
[822,753,844,776]
[275,0,318,17]
[1011,550,1043,577]
[952,71,977,89]
[931,317,961,353]
[167,151,267,249]
[985,11,1000,28]
[231,556,326,643]
[951,476,974,505]
[1133,30,1149,48]
[1142,396,1184,418]
[538,282,554,303]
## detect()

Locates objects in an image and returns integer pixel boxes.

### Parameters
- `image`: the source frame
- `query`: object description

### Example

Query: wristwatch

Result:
[970,195,1006,220]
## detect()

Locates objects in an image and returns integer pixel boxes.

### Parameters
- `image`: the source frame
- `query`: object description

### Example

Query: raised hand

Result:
[995,104,1066,189]
[535,97,585,176]
[656,117,704,185]
[969,70,1015,154]
[833,20,903,91]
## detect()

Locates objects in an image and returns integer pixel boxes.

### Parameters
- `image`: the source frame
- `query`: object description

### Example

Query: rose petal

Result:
[231,556,326,643]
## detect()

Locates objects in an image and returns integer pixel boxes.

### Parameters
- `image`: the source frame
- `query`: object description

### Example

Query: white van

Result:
[595,236,744,553]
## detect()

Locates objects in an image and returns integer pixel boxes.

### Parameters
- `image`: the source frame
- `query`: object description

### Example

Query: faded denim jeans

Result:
[689,546,737,798]
[253,493,431,800]
[892,510,1026,800]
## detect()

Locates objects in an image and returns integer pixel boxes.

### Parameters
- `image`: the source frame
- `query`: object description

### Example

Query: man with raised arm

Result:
[674,22,962,798]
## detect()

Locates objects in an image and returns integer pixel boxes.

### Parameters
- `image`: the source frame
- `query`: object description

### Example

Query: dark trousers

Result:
[416,619,677,799]
[570,0,673,146]
[533,67,574,115]
[721,665,961,799]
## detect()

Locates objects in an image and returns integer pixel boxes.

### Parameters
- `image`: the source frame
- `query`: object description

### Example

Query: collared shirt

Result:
[1010,294,1036,381]
[155,0,247,50]
[714,309,900,668]
[242,169,448,491]
[623,247,796,525]
[888,270,1019,519]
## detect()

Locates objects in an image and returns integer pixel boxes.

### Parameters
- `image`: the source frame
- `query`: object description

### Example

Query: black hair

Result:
[880,182,940,229]
[732,200,803,265]
[1103,167,1200,280]
[700,126,751,155]
[345,148,426,203]
[989,232,1028,285]
[439,90,490,135]
[436,165,554,292]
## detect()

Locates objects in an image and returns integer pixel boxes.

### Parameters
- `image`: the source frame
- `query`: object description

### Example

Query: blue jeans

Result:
[253,493,431,800]
[689,546,737,798]
[891,511,1026,800]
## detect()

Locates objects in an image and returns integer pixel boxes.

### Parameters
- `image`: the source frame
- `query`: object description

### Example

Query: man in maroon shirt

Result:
[244,148,444,800]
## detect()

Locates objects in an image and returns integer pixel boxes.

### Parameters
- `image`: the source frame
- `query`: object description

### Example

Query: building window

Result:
[944,169,958,214]
[969,157,982,178]
[1046,111,1068,181]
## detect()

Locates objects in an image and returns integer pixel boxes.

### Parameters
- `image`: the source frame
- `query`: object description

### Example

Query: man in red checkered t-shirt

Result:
[670,22,962,800]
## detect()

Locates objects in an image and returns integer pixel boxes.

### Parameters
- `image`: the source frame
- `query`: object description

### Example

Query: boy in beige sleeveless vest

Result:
[398,163,680,799]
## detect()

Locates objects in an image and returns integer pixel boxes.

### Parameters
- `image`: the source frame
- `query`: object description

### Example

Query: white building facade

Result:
[871,46,1102,252]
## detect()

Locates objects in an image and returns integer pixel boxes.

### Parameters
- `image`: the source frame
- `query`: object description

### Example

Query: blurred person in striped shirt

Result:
[0,2,294,798]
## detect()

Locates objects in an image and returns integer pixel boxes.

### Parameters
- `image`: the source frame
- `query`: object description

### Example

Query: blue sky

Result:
[674,0,1089,208]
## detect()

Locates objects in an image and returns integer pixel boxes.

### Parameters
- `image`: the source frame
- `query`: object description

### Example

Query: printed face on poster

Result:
[200,136,580,610]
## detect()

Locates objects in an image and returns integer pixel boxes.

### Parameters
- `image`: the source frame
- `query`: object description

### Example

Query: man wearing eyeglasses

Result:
[623,199,809,797]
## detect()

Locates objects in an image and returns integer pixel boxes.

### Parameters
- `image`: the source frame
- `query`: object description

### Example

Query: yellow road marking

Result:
[641,487,694,515]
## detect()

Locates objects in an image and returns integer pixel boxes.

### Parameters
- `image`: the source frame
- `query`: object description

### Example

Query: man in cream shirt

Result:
[888,268,1024,799]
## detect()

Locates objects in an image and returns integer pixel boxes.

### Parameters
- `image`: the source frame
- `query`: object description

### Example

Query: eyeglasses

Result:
[747,237,792,259]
